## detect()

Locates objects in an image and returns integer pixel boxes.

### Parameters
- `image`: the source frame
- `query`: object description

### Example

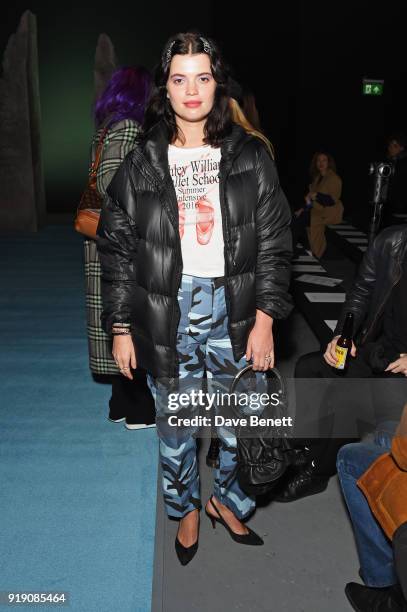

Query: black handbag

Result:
[231,365,305,496]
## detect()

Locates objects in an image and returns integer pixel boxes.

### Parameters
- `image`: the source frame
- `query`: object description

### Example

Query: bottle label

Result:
[334,345,348,370]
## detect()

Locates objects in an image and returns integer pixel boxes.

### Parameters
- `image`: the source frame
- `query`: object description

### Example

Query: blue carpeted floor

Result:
[0,226,158,612]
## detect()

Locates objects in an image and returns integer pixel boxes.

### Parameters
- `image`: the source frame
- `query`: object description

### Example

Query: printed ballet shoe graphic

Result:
[196,198,214,245]
[178,201,186,239]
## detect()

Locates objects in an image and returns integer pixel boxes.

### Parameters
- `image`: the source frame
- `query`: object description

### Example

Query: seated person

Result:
[275,224,407,502]
[291,151,343,257]
[337,404,407,611]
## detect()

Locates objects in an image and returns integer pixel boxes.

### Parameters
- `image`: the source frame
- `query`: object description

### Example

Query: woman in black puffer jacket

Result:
[97,31,293,565]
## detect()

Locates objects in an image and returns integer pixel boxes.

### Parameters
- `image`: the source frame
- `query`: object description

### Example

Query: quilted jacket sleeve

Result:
[254,143,293,320]
[96,157,138,333]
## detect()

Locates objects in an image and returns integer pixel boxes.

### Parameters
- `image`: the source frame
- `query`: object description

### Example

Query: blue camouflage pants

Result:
[147,274,256,519]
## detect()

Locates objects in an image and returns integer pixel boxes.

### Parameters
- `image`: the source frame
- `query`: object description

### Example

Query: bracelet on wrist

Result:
[112,324,131,336]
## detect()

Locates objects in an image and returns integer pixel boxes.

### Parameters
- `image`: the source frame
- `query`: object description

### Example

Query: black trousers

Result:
[290,209,310,249]
[294,351,406,478]
[110,368,155,423]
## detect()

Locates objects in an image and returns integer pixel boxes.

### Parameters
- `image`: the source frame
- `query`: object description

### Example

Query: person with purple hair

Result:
[84,65,156,429]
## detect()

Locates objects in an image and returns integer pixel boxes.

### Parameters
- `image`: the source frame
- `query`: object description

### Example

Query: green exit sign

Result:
[363,79,384,96]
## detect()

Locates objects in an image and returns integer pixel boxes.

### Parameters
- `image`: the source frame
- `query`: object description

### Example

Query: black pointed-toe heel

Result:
[205,496,264,546]
[175,513,200,566]
[175,537,198,566]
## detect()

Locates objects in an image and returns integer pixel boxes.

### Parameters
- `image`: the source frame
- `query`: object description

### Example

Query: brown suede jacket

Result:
[358,404,407,539]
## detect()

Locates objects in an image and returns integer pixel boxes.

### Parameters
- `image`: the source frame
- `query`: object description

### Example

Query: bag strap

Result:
[89,127,109,186]
[229,365,286,398]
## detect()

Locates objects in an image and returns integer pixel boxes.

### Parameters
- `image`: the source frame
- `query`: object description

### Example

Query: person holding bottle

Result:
[274,224,407,503]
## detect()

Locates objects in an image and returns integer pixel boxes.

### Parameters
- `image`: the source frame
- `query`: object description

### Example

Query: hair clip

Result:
[200,37,212,54]
[163,40,176,67]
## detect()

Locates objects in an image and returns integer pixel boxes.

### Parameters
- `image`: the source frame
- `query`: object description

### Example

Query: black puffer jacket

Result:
[97,121,293,378]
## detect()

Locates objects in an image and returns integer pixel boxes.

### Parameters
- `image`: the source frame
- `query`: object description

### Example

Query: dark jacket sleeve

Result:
[254,144,293,320]
[333,234,379,338]
[316,192,335,207]
[96,157,138,333]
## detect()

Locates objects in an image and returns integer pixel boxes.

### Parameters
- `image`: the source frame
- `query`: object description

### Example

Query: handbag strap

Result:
[229,365,286,398]
[89,127,109,187]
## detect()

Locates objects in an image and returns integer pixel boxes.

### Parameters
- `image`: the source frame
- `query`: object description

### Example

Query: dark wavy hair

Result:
[141,32,233,147]
[94,66,153,129]
[309,150,337,181]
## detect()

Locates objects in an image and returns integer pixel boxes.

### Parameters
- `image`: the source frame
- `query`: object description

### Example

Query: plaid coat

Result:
[84,118,139,374]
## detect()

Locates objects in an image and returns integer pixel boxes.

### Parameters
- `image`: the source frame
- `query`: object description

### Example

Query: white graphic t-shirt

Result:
[168,144,224,277]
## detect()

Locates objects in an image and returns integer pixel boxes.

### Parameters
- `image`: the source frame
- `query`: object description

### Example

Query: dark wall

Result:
[298,1,407,222]
[213,2,407,219]
[212,10,299,205]
[1,2,406,217]
[0,3,214,212]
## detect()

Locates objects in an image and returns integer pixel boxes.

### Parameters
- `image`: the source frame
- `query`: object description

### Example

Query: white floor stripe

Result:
[295,274,342,287]
[305,292,345,303]
[293,255,318,262]
[324,319,338,332]
[293,265,326,273]
[347,238,368,243]
[358,246,367,251]
[327,224,355,229]
[336,231,366,236]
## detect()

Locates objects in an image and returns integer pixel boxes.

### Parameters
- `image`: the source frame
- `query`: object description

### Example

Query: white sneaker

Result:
[125,422,156,430]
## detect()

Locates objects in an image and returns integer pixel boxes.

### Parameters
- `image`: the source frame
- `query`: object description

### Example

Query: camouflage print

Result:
[148,274,255,519]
